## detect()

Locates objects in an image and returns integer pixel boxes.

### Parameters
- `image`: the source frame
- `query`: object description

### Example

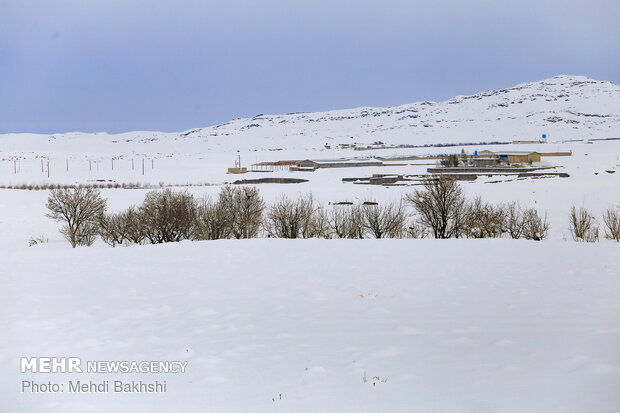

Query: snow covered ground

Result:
[2,239,620,413]
[1,75,619,412]
[1,137,619,412]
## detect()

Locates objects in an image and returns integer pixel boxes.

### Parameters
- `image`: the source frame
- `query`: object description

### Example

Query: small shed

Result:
[227,167,248,174]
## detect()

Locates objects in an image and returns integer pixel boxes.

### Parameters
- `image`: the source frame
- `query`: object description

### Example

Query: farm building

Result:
[250,160,298,172]
[227,167,248,174]
[495,151,541,163]
[470,157,500,167]
[294,158,383,171]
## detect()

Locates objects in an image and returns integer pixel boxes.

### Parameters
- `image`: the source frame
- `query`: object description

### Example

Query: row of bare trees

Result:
[45,186,265,247]
[45,178,620,248]
[96,186,265,246]
[569,205,620,242]
[406,178,550,240]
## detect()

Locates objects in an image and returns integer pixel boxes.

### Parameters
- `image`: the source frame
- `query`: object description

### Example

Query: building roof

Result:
[300,158,382,165]
[494,151,540,155]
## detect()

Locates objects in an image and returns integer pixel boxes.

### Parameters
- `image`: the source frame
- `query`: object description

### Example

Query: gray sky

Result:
[1,0,619,134]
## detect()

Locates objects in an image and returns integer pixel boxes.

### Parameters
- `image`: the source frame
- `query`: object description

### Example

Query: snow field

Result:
[1,239,619,412]
[0,84,619,412]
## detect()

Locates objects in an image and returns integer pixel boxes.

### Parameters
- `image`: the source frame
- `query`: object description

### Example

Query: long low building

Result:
[295,158,383,170]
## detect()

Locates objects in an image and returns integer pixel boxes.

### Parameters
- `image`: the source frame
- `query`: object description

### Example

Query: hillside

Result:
[1,75,619,154]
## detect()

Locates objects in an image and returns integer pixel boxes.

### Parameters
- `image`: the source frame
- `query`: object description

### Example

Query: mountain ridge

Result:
[2,75,619,153]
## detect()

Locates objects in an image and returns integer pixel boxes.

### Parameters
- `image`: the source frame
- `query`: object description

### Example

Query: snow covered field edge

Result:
[2,239,619,412]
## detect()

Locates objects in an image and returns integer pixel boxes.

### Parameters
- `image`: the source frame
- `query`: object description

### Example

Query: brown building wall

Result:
[507,153,541,163]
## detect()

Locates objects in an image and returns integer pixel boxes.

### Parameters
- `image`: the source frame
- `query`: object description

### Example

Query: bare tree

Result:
[504,202,549,241]
[522,208,549,241]
[77,222,99,246]
[361,200,407,238]
[194,195,233,240]
[302,201,331,239]
[265,194,321,238]
[405,218,427,239]
[506,201,526,239]
[265,195,298,238]
[464,197,507,238]
[139,189,198,243]
[119,206,147,244]
[98,212,127,247]
[222,186,265,239]
[569,206,599,242]
[46,188,107,247]
[603,206,620,242]
[98,206,147,246]
[328,205,365,239]
[406,177,468,239]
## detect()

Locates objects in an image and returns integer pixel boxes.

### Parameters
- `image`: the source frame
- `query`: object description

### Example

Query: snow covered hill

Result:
[1,75,619,154]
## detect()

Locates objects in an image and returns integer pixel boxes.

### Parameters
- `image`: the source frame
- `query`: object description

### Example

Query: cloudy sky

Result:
[1,0,619,133]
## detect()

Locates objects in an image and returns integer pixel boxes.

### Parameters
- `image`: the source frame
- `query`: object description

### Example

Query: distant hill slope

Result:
[2,75,619,153]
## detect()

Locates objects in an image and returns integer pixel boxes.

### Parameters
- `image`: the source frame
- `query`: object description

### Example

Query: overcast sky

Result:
[1,0,619,134]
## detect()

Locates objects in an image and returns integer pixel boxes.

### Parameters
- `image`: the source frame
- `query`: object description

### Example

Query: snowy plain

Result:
[1,75,620,412]
[2,240,620,413]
